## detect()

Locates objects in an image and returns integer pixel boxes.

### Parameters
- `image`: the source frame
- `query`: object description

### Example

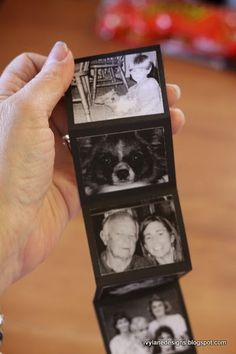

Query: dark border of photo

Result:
[94,280,197,354]
[82,190,192,288]
[65,45,170,135]
[70,121,175,203]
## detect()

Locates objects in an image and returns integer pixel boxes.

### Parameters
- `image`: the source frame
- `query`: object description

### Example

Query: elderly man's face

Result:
[104,216,138,260]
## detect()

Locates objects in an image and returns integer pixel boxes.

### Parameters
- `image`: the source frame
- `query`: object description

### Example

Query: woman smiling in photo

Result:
[140,216,183,266]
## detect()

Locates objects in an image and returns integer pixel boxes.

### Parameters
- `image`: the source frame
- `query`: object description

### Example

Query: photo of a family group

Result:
[77,127,169,196]
[71,49,164,123]
[91,195,184,276]
[99,283,193,354]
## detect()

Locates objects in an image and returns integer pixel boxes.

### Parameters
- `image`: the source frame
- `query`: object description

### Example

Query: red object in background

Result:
[96,0,236,61]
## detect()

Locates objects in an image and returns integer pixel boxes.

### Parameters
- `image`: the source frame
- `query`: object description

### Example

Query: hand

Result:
[0,42,185,293]
[167,83,185,134]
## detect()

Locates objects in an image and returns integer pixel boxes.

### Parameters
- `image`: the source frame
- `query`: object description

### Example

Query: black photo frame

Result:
[70,116,176,205]
[82,192,191,288]
[74,126,171,198]
[65,45,195,354]
[94,280,196,354]
[66,45,169,133]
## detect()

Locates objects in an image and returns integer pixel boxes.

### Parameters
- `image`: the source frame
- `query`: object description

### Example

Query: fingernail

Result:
[46,41,69,63]
[172,84,181,100]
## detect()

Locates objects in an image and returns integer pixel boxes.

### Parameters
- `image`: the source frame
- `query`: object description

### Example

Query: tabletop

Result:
[0,0,236,353]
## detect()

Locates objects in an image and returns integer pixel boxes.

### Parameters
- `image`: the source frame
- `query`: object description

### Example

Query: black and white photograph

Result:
[71,49,164,124]
[95,282,195,354]
[91,196,184,276]
[77,127,169,196]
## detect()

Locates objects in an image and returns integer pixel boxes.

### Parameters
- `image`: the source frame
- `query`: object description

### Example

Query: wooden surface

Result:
[0,1,236,353]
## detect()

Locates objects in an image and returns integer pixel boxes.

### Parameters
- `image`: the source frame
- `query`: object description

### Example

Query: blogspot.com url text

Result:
[144,339,227,347]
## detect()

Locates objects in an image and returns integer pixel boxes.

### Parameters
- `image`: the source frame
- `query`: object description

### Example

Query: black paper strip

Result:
[66,45,196,354]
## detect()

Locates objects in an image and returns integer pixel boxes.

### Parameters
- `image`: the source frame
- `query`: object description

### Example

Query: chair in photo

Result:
[90,56,129,102]
[72,61,92,122]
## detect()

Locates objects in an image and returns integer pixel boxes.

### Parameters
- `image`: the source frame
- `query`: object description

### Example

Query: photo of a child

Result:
[72,50,164,123]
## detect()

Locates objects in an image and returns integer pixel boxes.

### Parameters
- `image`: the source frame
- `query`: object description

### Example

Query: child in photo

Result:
[95,53,164,117]
[153,326,176,354]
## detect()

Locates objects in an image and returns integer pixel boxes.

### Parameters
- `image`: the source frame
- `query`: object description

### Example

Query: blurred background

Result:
[0,0,236,353]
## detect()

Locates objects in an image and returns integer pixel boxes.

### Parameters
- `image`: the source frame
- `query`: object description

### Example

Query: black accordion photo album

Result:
[66,45,196,354]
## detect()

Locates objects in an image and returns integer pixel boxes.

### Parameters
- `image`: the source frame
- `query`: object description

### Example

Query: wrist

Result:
[0,226,20,295]
[0,202,27,294]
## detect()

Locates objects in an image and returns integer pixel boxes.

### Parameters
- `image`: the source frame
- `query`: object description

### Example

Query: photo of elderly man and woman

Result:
[91,196,184,276]
[71,50,164,124]
[99,283,193,354]
[77,127,169,196]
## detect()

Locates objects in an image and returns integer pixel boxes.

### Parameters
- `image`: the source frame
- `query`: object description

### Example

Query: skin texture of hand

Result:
[0,42,185,294]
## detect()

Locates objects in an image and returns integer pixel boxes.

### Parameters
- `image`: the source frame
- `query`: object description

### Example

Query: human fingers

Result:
[0,53,46,101]
[170,107,185,134]
[10,41,74,122]
[0,42,74,209]
[167,84,181,107]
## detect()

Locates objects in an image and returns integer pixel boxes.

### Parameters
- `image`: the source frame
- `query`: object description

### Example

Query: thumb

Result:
[15,41,74,118]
